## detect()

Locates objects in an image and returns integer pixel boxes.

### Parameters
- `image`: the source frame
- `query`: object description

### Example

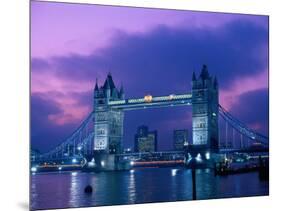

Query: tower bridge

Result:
[32,65,269,171]
[93,65,218,157]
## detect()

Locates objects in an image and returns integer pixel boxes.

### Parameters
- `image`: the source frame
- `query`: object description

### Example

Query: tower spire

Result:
[104,77,110,89]
[104,71,116,89]
[119,82,124,99]
[94,78,99,91]
[192,71,196,81]
[214,76,218,89]
[200,64,209,79]
[120,83,124,94]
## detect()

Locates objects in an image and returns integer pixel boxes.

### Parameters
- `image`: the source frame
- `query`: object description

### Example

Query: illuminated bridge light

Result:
[144,95,153,102]
[128,98,145,103]
[169,94,175,100]
[173,94,192,100]
[205,152,210,160]
[171,169,178,176]
[108,100,126,105]
[88,161,95,167]
[152,96,167,101]
[196,153,202,162]
[31,167,37,172]
[130,161,135,166]
[72,158,77,163]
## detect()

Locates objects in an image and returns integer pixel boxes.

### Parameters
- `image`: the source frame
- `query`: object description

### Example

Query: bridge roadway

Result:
[31,149,268,172]
[34,147,268,163]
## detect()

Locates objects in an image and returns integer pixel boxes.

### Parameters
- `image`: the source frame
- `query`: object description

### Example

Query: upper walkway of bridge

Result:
[108,93,192,110]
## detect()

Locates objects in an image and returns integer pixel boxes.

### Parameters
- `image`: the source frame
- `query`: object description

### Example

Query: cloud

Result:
[31,93,71,152]
[31,58,50,72]
[220,69,268,110]
[32,19,268,94]
[228,88,269,136]
[31,92,91,152]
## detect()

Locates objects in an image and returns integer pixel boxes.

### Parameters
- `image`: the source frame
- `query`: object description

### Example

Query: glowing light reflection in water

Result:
[31,168,268,210]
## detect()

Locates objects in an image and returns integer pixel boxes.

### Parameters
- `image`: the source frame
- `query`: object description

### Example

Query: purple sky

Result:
[31,1,269,152]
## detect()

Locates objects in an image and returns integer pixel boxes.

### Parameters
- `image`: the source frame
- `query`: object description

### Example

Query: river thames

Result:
[31,167,269,210]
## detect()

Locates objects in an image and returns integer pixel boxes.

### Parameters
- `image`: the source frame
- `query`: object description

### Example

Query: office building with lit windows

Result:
[134,125,158,152]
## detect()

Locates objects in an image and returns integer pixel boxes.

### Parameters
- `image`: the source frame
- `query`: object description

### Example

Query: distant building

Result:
[173,129,189,151]
[134,125,157,152]
[31,149,41,161]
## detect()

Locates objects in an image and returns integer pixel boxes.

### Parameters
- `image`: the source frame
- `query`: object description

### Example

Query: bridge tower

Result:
[191,65,219,151]
[93,73,124,155]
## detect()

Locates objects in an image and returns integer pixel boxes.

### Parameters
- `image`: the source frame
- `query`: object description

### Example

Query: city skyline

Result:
[31,1,269,153]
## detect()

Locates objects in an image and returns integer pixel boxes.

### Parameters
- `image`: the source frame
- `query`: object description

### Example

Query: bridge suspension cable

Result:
[218,104,269,147]
[38,112,94,161]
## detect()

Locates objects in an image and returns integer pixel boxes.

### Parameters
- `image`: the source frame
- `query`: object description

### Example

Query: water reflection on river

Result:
[31,167,269,210]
